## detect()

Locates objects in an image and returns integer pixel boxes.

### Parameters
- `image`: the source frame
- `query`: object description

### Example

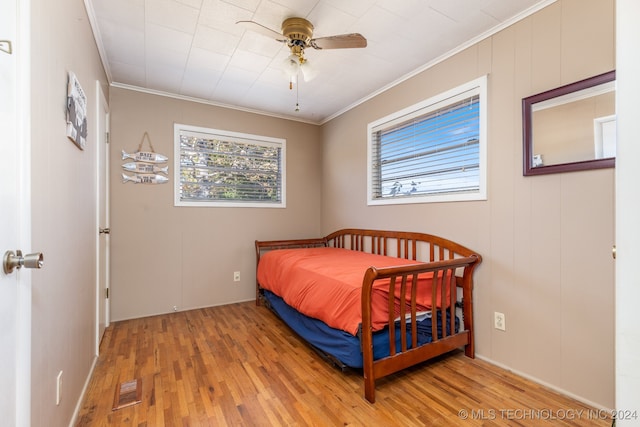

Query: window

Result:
[174,124,286,207]
[367,76,487,205]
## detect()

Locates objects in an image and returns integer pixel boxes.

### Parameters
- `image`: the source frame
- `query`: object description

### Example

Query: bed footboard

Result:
[255,229,481,403]
[361,255,480,403]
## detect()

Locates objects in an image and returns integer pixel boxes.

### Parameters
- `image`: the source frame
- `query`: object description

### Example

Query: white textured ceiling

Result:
[86,0,553,124]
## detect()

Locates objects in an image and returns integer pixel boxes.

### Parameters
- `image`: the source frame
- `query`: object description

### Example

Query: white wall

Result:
[615,0,640,424]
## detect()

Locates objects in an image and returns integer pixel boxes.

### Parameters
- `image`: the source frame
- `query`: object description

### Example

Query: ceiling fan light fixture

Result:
[283,51,316,84]
[283,54,300,88]
[237,16,367,93]
[299,60,317,82]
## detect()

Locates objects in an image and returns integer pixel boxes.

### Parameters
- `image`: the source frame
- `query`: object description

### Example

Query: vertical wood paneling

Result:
[320,0,615,409]
[486,22,519,367]
[559,170,614,405]
[561,0,616,82]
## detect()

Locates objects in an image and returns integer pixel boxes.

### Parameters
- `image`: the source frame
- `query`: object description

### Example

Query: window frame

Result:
[367,75,488,205]
[174,123,286,208]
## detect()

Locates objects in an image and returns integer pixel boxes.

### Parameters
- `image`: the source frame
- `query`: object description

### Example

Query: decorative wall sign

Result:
[121,132,170,184]
[121,173,169,184]
[121,162,168,174]
[66,71,88,150]
[121,149,168,163]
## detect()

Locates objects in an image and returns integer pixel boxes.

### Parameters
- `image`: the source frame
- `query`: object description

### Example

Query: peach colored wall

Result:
[320,0,614,409]
[109,89,322,321]
[29,0,109,425]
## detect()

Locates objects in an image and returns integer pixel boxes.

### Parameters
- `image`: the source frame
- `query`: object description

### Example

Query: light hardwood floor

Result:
[76,302,612,426]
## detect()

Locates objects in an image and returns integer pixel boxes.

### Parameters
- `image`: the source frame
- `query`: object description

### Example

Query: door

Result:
[1,0,31,424]
[96,81,110,352]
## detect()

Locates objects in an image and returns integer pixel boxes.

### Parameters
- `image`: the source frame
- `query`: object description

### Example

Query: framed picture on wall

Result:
[66,71,88,150]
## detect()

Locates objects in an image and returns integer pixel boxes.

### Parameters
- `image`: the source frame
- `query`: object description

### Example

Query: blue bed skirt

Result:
[262,290,458,369]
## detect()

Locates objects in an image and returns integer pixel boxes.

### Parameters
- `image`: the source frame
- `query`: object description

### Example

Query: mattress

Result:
[262,290,458,368]
[257,247,451,335]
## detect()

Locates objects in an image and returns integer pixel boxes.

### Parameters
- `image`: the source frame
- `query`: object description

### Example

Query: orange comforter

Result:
[257,247,450,335]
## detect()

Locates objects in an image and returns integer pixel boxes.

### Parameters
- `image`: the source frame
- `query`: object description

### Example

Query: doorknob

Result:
[3,250,44,274]
[0,40,12,55]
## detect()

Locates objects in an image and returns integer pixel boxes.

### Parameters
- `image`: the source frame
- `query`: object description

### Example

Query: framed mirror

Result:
[522,70,616,176]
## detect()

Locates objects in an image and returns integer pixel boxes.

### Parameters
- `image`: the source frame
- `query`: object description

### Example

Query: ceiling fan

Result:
[237,17,367,83]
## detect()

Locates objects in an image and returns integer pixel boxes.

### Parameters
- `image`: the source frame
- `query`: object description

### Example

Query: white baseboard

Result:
[68,355,98,427]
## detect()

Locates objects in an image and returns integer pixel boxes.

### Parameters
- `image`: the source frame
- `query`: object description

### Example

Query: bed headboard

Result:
[324,228,481,265]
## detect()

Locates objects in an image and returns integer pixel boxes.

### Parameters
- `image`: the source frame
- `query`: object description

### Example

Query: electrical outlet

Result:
[233,271,241,282]
[173,305,178,312]
[494,312,506,331]
[56,371,63,405]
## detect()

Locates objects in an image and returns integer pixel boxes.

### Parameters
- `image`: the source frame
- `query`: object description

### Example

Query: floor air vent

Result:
[112,378,142,410]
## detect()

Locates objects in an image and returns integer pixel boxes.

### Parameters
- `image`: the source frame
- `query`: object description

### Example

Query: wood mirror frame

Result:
[522,70,616,176]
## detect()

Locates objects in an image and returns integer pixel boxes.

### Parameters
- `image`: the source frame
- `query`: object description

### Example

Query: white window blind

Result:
[368,76,487,205]
[174,124,286,208]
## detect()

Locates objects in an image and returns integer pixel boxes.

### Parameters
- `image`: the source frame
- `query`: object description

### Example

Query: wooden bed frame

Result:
[255,228,482,403]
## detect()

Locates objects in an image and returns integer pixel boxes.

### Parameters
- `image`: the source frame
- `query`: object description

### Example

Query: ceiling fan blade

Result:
[310,33,367,50]
[236,20,285,42]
